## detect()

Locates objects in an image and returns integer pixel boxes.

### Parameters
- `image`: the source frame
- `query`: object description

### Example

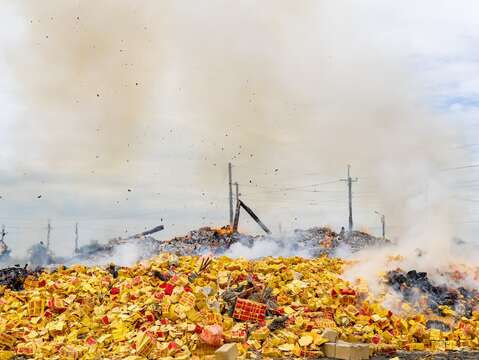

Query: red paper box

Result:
[233,298,267,322]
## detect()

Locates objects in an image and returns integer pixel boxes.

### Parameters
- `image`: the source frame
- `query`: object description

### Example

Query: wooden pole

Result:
[75,222,79,253]
[228,163,233,227]
[46,219,51,249]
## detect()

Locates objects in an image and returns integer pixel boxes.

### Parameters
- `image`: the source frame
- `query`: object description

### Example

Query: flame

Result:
[358,226,371,234]
[212,225,234,236]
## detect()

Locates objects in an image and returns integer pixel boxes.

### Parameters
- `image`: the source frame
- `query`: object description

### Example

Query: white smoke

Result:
[64,241,150,267]
[225,233,312,259]
[1,0,477,275]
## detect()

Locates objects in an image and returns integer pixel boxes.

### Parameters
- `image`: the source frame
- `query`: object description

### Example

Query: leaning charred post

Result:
[239,200,271,234]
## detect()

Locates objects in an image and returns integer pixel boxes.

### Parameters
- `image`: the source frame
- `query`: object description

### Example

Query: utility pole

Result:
[340,165,358,232]
[75,222,79,253]
[375,211,385,239]
[46,219,51,249]
[232,182,241,233]
[235,182,239,205]
[228,162,233,227]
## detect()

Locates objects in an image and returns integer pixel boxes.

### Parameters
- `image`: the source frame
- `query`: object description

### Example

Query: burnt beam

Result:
[130,225,165,239]
[239,200,271,234]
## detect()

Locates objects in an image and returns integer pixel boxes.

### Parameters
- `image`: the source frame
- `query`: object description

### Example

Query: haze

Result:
[1,1,478,257]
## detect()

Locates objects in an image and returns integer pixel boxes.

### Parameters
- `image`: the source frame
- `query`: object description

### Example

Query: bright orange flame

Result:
[212,225,234,236]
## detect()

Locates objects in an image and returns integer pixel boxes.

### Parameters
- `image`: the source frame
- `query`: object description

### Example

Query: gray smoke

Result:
[2,1,474,265]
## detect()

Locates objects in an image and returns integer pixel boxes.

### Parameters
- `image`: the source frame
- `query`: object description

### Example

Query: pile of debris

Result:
[0,265,39,291]
[157,226,257,256]
[155,225,388,259]
[74,225,166,259]
[386,269,479,319]
[71,236,165,265]
[18,223,393,268]
[22,225,260,267]
[293,227,338,256]
[295,227,389,256]
[1,254,479,359]
[342,230,390,252]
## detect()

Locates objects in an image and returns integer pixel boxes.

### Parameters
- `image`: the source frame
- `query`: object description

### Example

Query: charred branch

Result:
[128,225,164,239]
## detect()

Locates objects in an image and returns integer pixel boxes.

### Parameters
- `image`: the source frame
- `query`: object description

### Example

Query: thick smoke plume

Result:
[8,1,169,170]
[3,1,475,279]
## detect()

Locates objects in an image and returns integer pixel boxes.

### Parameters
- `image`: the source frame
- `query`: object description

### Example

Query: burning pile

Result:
[1,254,479,359]
[19,224,392,269]
[32,226,254,267]
[294,227,339,256]
[386,269,479,320]
[156,226,256,257]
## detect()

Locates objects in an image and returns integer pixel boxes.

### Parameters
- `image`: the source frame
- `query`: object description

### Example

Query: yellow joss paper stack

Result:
[0,254,478,359]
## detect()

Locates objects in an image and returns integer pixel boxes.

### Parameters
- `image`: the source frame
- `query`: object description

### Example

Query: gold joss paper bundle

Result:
[0,254,477,359]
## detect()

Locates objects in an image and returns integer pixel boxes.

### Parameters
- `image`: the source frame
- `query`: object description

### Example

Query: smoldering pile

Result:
[158,226,258,256]
[72,226,258,266]
[72,225,386,264]
[294,227,389,256]
[294,227,339,256]
[5,224,396,272]
[0,265,41,291]
[344,231,391,252]
[69,236,166,266]
[16,226,261,269]
[386,269,479,320]
[0,224,253,289]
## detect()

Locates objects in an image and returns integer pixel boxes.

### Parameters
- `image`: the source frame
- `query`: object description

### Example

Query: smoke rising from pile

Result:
[4,1,474,278]
[225,233,312,259]
[169,1,472,284]
[162,2,467,256]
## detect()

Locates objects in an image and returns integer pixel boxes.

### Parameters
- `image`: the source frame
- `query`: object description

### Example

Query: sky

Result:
[0,1,479,257]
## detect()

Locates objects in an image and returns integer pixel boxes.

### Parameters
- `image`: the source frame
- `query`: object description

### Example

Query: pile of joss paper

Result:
[0,254,478,359]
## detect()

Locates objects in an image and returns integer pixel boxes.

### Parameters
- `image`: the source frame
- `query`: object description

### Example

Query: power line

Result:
[452,143,479,150]
[75,222,79,253]
[279,180,341,190]
[452,196,479,203]
[236,179,342,192]
[441,164,479,171]
[238,185,345,194]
